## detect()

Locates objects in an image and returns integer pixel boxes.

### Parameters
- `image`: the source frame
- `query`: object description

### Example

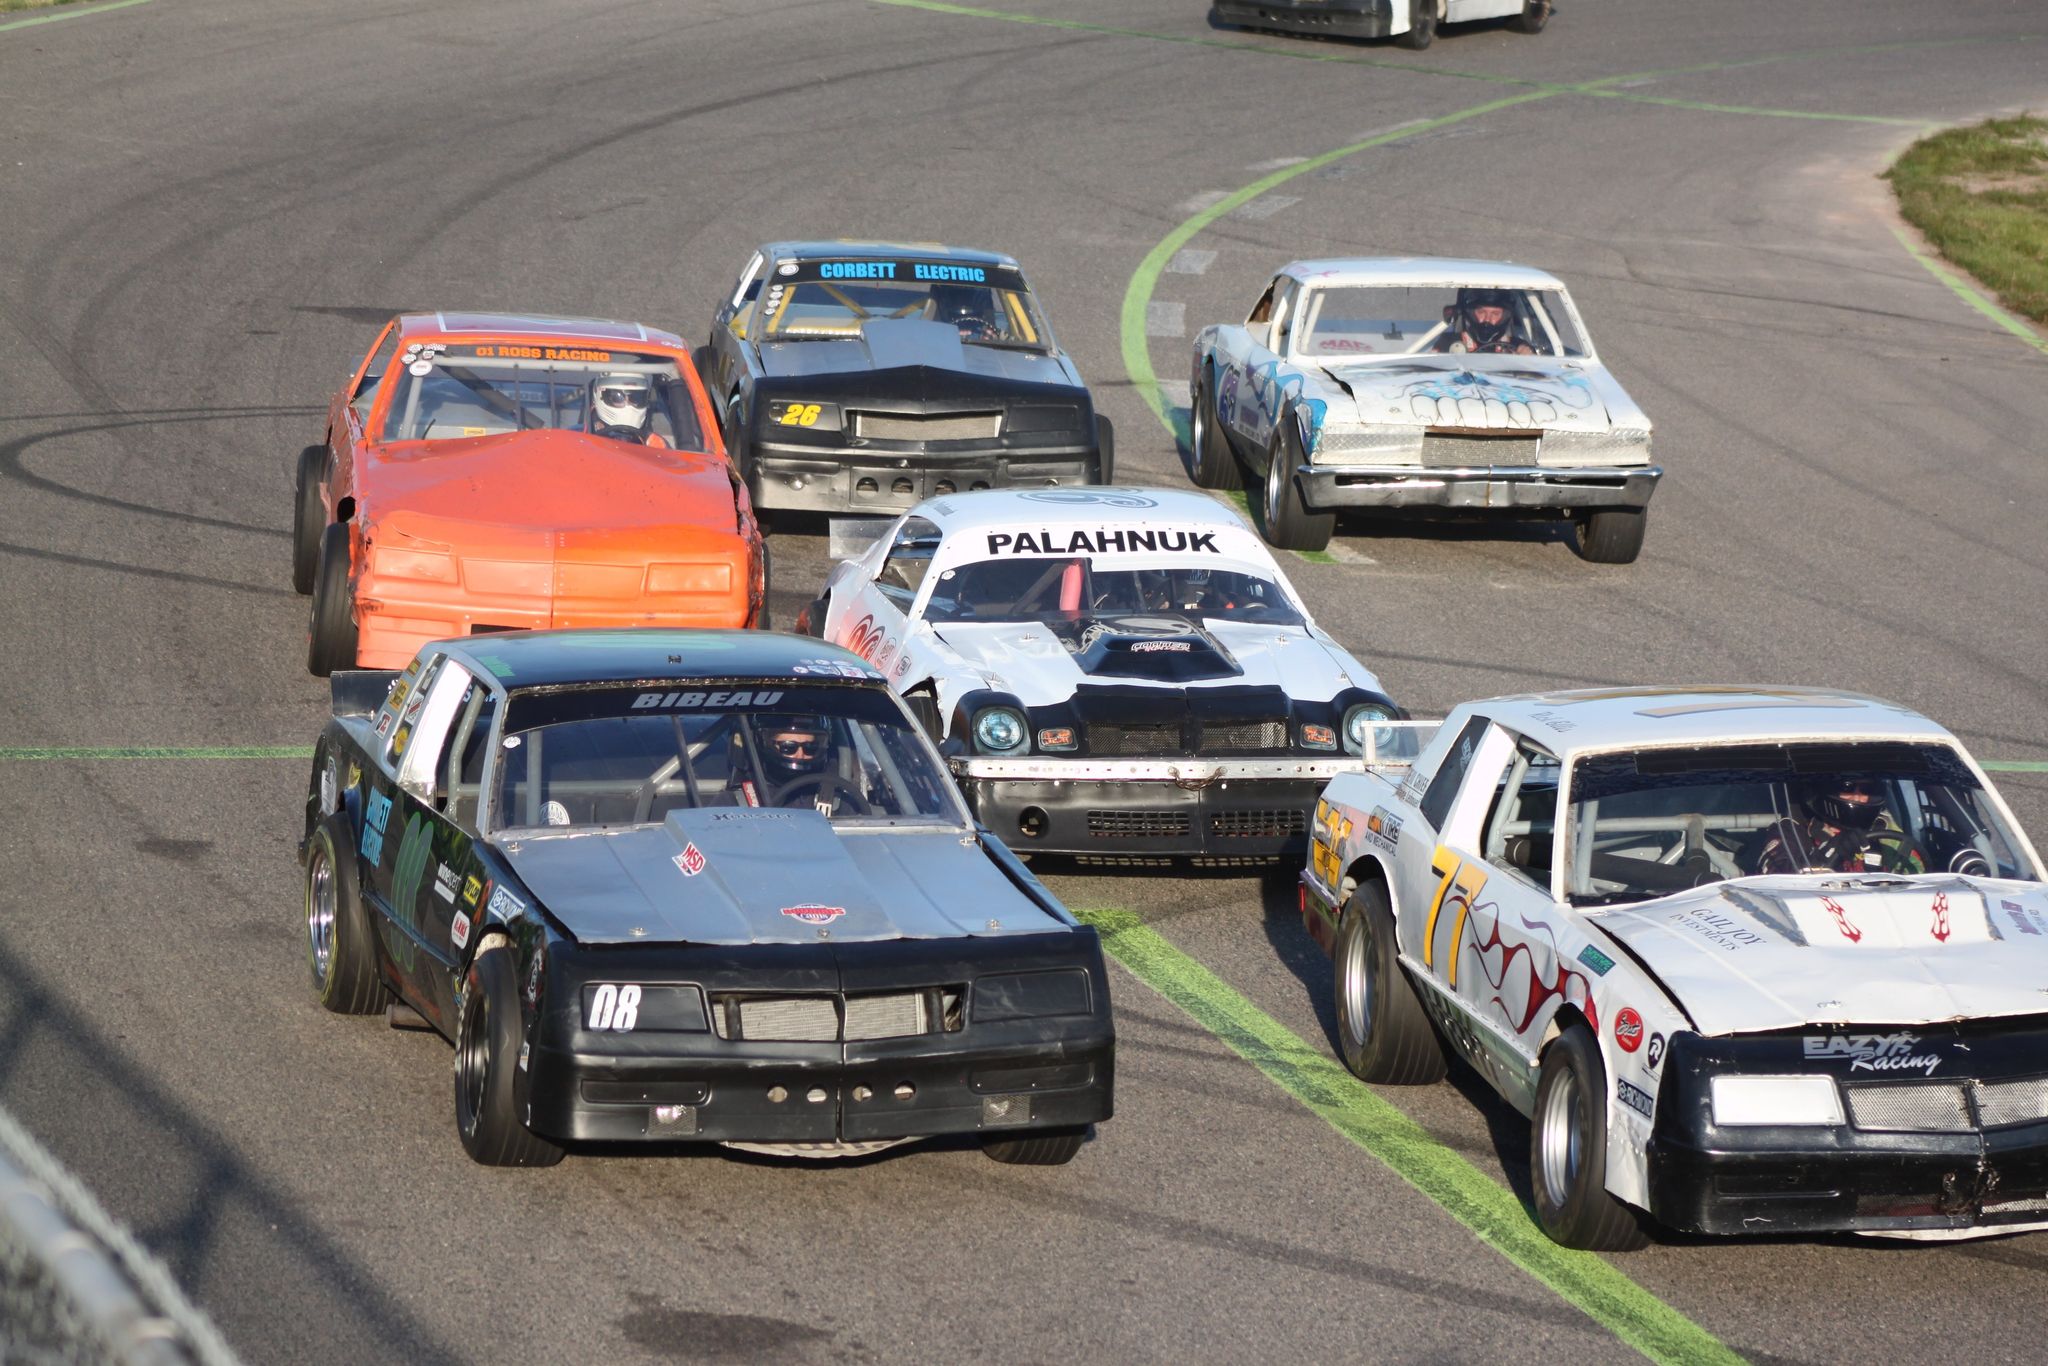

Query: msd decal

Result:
[780,905,846,925]
[1613,1007,1645,1053]
[673,842,706,877]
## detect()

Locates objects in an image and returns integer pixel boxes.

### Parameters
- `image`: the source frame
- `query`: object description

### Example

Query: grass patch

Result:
[1887,114,2048,326]
[0,0,84,12]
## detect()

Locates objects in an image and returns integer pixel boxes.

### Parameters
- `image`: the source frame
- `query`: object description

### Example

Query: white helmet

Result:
[591,372,653,431]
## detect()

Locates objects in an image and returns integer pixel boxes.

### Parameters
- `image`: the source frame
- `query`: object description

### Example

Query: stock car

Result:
[293,313,763,675]
[1300,686,2048,1247]
[1188,258,1658,561]
[1210,0,1549,48]
[793,487,1401,863]
[699,241,1111,519]
[298,629,1115,1166]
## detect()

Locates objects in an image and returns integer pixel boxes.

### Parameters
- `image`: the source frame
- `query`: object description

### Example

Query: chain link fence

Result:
[0,1105,238,1365]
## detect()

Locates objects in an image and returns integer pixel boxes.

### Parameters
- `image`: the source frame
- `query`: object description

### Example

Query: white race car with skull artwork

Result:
[1188,257,1658,561]
[794,487,1402,863]
[1301,687,2048,1248]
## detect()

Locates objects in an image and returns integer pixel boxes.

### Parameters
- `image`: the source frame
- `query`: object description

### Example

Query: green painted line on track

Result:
[1887,223,2048,358]
[0,0,152,34]
[0,746,313,761]
[1985,760,2048,773]
[1077,907,1742,1365]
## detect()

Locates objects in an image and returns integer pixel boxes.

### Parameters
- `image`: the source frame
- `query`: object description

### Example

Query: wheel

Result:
[751,537,772,630]
[1334,882,1447,1084]
[982,1126,1086,1165]
[1398,0,1439,48]
[304,813,385,1015]
[1575,507,1647,564]
[1530,1025,1651,1250]
[306,521,358,677]
[1509,0,1550,33]
[1187,373,1243,491]
[1089,414,1115,485]
[455,941,565,1168]
[291,443,327,595]
[1262,422,1335,552]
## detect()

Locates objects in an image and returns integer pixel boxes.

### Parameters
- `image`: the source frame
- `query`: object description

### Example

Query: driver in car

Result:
[743,714,866,815]
[1434,288,1537,356]
[929,284,1004,343]
[1755,777,1928,875]
[586,372,669,447]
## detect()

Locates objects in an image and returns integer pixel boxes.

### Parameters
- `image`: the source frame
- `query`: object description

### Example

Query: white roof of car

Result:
[912,486,1253,535]
[1282,257,1568,291]
[1470,686,1960,758]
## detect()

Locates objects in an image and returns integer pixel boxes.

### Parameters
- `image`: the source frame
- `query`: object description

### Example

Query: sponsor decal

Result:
[781,904,847,925]
[319,761,337,816]
[790,658,872,679]
[2003,899,2044,936]
[1616,1079,1655,1120]
[1929,891,1952,943]
[1646,1032,1666,1070]
[1016,489,1159,509]
[985,527,1216,556]
[1130,640,1192,653]
[461,875,482,907]
[711,808,794,822]
[673,842,706,877]
[375,712,393,738]
[359,789,394,865]
[467,344,612,363]
[345,760,361,790]
[842,616,893,669]
[434,863,460,903]
[1363,805,1402,854]
[1613,1007,1645,1053]
[1820,894,1863,943]
[450,911,471,950]
[1668,909,1766,952]
[776,261,798,276]
[631,689,785,709]
[486,882,526,925]
[390,723,412,757]
[1575,944,1615,976]
[1803,1031,1941,1077]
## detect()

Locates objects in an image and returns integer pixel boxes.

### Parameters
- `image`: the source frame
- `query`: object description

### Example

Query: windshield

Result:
[759,258,1049,350]
[922,556,1303,626]
[490,684,960,831]
[1563,742,2035,907]
[378,345,704,449]
[1292,285,1588,361]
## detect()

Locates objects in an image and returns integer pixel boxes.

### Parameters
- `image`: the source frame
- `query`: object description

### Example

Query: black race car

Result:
[299,628,1114,1166]
[700,241,1111,518]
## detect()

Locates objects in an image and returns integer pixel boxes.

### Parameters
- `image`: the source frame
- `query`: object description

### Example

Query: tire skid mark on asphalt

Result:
[1076,908,1744,1366]
[0,417,306,542]
[0,0,152,35]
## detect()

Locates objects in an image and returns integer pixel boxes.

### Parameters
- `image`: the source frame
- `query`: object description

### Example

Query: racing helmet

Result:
[1456,288,1518,349]
[590,372,653,431]
[1799,776,1884,830]
[929,284,1000,341]
[752,713,832,784]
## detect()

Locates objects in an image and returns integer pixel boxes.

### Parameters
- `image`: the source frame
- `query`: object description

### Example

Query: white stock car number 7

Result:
[587,983,641,1032]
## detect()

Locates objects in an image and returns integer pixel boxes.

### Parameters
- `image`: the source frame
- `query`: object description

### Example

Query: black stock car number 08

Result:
[586,984,641,1032]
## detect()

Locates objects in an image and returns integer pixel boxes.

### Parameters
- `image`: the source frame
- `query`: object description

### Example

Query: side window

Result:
[349,324,400,418]
[1419,716,1491,831]
[1482,742,1562,883]
[729,253,765,337]
[1246,281,1279,325]
[441,681,500,829]
[395,661,476,797]
[876,516,941,610]
[1271,279,1301,356]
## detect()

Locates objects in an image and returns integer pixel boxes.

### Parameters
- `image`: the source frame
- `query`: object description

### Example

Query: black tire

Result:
[1398,0,1439,48]
[306,521,358,677]
[1530,1025,1651,1250]
[794,595,829,638]
[291,444,327,596]
[455,941,566,1168]
[752,537,772,630]
[1089,414,1115,485]
[1509,0,1550,34]
[1187,373,1243,491]
[1262,422,1335,552]
[1334,881,1447,1084]
[1575,507,1648,564]
[903,689,943,745]
[982,1125,1087,1166]
[304,814,385,1015]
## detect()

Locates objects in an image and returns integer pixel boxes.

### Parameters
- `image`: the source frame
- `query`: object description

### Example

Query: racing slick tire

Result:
[981,1125,1087,1166]
[1089,415,1116,485]
[903,688,943,745]
[1187,373,1243,491]
[291,443,326,596]
[306,522,358,677]
[1335,881,1447,1084]
[304,814,385,1015]
[1574,507,1647,565]
[1398,0,1440,48]
[1262,423,1335,552]
[1530,1025,1651,1250]
[1509,0,1551,33]
[455,941,566,1168]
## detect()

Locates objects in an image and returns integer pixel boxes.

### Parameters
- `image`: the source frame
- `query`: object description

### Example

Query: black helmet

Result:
[1457,289,1518,349]
[753,714,831,783]
[930,285,999,341]
[1800,776,1883,830]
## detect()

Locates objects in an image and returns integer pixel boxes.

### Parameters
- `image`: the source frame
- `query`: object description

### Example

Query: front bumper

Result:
[1646,1026,2048,1237]
[951,756,1362,861]
[1211,0,1392,38]
[1297,462,1662,513]
[749,437,1097,514]
[522,936,1115,1147]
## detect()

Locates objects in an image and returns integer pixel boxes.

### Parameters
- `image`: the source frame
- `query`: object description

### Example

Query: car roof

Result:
[1280,257,1569,291]
[763,240,1022,270]
[906,486,1254,536]
[435,629,883,689]
[394,312,686,348]
[1469,686,1959,758]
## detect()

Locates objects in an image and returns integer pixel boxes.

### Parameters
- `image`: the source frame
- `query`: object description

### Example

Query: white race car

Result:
[794,487,1402,863]
[1189,257,1658,560]
[1301,687,2048,1246]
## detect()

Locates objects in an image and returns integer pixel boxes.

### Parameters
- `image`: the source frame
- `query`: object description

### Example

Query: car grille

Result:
[1210,809,1308,839]
[1197,719,1288,754]
[1419,433,1541,468]
[1087,810,1191,838]
[1976,1077,2048,1127]
[853,412,1001,441]
[733,996,839,1042]
[1843,1077,2048,1133]
[1088,723,1184,756]
[711,991,959,1042]
[843,993,928,1041]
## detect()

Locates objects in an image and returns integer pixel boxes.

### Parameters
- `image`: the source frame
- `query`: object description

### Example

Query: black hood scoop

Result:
[1050,615,1242,682]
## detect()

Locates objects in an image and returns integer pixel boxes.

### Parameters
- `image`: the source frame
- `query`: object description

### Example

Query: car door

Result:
[1231,275,1301,465]
[330,322,400,509]
[707,249,766,425]
[1213,277,1278,456]
[828,516,934,679]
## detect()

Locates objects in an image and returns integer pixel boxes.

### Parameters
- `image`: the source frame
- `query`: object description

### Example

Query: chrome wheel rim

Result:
[458,996,489,1132]
[1189,386,1208,464]
[1266,436,1286,526]
[1538,1065,1583,1205]
[306,848,335,986]
[1340,914,1374,1047]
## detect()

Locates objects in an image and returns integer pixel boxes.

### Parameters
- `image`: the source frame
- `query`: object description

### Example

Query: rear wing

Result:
[1360,719,1442,775]
[331,669,400,719]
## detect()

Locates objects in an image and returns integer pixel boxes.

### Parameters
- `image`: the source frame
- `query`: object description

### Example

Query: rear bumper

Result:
[1298,462,1661,512]
[352,582,751,669]
[1211,0,1392,38]
[750,437,1097,514]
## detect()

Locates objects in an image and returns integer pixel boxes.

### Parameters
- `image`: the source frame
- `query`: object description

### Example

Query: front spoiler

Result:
[1210,0,1393,39]
[952,762,1342,860]
[1297,462,1661,512]
[751,438,1097,514]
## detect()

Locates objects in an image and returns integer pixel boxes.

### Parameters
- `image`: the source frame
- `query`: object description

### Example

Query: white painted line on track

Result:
[1230,194,1300,220]
[1178,189,1229,213]
[1146,301,1186,337]
[1167,248,1218,275]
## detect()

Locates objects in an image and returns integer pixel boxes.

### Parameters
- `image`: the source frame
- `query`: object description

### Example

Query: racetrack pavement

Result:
[3,0,2047,1360]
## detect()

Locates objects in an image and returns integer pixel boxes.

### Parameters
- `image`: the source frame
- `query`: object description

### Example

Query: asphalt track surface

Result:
[3,0,2047,1361]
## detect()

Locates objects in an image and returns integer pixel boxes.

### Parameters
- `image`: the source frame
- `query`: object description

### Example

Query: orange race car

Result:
[292,313,764,675]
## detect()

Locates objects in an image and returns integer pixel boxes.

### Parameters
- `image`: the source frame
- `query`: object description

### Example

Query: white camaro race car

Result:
[1301,687,2048,1247]
[1188,257,1658,561]
[795,487,1402,863]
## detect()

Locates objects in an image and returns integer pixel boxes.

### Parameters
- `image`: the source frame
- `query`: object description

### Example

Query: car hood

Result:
[930,616,1371,708]
[758,319,1079,392]
[500,807,1067,945]
[1322,357,1617,432]
[1593,875,2048,1036]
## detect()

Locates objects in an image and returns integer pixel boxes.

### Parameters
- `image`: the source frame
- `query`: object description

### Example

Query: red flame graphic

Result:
[1465,900,1597,1035]
[1930,892,1951,943]
[1821,895,1863,943]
